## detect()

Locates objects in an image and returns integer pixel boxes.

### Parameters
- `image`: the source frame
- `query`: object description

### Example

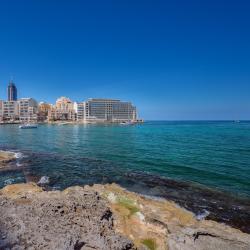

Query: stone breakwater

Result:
[0,183,250,250]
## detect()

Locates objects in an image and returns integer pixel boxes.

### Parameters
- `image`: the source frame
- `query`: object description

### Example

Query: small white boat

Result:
[58,122,69,126]
[19,123,38,129]
[120,121,133,125]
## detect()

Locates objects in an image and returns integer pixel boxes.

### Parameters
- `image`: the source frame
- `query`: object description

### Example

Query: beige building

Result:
[38,102,52,121]
[19,98,38,122]
[48,97,75,121]
[2,101,19,121]
[39,102,52,113]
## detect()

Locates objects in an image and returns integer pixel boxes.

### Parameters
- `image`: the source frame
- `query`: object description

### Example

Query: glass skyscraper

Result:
[7,80,17,101]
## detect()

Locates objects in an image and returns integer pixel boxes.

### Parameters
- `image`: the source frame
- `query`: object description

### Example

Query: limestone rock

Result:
[0,182,249,250]
[92,183,250,250]
[0,183,135,250]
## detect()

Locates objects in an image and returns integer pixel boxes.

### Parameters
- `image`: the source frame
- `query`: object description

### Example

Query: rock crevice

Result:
[0,183,250,250]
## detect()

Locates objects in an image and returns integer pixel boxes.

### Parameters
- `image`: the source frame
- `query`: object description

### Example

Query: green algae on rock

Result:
[0,182,250,250]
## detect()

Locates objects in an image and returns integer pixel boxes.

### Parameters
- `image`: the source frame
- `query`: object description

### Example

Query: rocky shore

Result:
[0,182,249,250]
[0,151,16,169]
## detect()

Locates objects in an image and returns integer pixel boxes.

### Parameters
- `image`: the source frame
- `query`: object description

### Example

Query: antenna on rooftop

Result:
[10,75,14,83]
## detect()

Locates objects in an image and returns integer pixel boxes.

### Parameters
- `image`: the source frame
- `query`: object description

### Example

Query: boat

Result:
[19,123,38,129]
[119,121,134,125]
[58,122,69,126]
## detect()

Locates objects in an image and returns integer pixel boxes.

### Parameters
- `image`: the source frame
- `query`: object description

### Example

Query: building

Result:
[2,101,19,120]
[77,98,137,123]
[0,100,3,121]
[39,102,51,113]
[19,98,38,122]
[76,102,85,121]
[48,97,75,121]
[7,80,17,101]
[38,102,52,121]
[55,96,74,111]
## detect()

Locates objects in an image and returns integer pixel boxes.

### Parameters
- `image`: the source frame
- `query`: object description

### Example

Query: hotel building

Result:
[77,98,137,123]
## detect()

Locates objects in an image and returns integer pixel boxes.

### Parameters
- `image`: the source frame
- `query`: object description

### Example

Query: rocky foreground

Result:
[0,183,249,250]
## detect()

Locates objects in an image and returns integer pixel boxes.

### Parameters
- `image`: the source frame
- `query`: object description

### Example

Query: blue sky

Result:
[0,0,249,120]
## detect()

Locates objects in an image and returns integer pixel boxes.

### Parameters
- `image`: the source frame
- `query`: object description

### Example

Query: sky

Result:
[0,0,249,120]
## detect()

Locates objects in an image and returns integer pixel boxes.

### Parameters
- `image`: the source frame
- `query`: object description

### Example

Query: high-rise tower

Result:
[7,80,17,101]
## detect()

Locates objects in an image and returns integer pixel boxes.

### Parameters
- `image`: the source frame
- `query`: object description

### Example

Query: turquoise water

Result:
[1,121,250,196]
[0,121,250,232]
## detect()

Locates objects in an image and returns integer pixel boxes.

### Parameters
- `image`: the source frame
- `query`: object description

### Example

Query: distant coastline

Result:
[1,83,142,124]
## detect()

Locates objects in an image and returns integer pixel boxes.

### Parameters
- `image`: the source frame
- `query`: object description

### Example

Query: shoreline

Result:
[0,148,249,235]
[0,148,250,234]
[0,120,144,125]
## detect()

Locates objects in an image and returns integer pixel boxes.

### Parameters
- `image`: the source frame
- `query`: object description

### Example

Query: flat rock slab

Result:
[0,183,134,250]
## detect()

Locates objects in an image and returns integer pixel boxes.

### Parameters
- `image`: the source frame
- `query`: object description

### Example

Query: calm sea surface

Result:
[0,121,250,232]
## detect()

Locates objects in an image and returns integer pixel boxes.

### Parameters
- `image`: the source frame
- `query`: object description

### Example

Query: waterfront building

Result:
[39,102,52,113]
[2,101,19,121]
[78,98,137,122]
[18,98,38,122]
[55,97,74,112]
[38,102,52,121]
[0,100,3,121]
[7,80,17,101]
[76,102,85,121]
[48,97,75,121]
[47,106,56,121]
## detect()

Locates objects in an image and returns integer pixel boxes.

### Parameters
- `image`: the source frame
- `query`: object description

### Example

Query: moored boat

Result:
[120,121,134,125]
[19,123,38,129]
[58,122,69,126]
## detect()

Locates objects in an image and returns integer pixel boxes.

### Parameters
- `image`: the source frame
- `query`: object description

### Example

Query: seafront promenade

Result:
[0,119,144,125]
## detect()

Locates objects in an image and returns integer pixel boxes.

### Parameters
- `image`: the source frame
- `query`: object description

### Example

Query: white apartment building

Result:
[76,102,85,121]
[77,98,137,122]
[19,98,38,122]
[2,101,19,120]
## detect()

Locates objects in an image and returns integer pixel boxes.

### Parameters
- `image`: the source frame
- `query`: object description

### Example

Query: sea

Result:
[0,121,250,233]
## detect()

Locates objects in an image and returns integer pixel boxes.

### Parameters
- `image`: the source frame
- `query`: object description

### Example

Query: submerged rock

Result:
[0,182,249,250]
[196,209,210,221]
[0,150,16,168]
[37,176,50,185]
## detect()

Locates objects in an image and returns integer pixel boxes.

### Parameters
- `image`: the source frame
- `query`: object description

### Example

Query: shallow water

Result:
[0,121,250,232]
